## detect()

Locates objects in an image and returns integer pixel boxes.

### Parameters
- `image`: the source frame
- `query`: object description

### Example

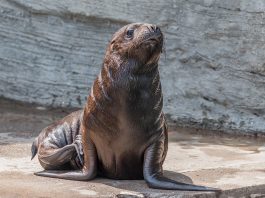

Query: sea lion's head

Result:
[107,23,164,69]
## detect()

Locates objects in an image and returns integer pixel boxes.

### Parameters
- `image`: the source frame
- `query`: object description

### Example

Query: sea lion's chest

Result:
[89,70,162,179]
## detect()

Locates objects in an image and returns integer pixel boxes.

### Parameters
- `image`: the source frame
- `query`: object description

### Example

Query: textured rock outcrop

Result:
[1,0,265,134]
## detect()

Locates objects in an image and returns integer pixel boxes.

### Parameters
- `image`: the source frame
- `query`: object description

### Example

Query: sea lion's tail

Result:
[31,138,38,160]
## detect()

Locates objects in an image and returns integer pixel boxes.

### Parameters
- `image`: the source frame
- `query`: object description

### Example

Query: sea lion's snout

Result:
[146,24,161,34]
[140,25,163,54]
[144,24,163,43]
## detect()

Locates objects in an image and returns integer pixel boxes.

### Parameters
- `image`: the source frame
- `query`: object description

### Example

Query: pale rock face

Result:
[1,0,265,134]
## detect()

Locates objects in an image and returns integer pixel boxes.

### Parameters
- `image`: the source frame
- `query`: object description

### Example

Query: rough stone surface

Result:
[1,0,265,134]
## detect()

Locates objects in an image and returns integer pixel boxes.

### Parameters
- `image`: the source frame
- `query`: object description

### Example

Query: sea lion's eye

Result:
[126,29,134,38]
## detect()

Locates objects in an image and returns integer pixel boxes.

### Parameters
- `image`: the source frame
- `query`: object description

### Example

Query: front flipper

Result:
[143,135,220,192]
[35,136,97,181]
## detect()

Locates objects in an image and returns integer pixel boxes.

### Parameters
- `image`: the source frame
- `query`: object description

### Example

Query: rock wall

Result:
[1,0,265,134]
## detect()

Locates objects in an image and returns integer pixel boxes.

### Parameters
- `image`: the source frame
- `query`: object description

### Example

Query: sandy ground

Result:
[1,99,265,197]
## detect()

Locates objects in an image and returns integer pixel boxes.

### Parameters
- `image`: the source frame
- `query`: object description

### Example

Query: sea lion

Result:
[31,23,219,191]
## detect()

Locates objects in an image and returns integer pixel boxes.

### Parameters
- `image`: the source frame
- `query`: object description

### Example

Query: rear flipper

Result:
[143,135,221,192]
[36,135,84,170]
[31,138,38,160]
[35,135,97,181]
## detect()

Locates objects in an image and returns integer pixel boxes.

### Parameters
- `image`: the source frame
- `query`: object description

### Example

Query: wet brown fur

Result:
[32,23,219,192]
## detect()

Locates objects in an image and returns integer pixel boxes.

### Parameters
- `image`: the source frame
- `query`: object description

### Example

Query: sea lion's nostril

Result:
[149,25,161,33]
[151,25,156,32]
[155,27,161,33]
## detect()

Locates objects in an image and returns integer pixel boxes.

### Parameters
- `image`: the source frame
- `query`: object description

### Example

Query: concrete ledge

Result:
[1,100,265,197]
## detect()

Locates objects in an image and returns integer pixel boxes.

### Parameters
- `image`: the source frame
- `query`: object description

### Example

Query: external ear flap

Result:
[110,40,115,52]
[112,43,121,53]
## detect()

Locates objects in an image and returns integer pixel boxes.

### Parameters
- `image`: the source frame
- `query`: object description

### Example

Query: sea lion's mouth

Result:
[144,32,163,43]
[139,34,163,51]
[147,36,161,43]
[143,33,163,52]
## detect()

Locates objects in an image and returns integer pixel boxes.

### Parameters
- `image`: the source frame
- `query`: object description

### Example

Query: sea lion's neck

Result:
[100,54,162,102]
[87,54,163,135]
